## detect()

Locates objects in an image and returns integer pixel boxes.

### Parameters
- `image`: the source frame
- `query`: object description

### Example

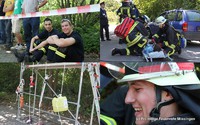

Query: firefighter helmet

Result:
[118,62,200,86]
[155,16,167,25]
[143,15,151,23]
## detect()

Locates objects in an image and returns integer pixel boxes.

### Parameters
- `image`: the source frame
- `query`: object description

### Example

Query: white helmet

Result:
[155,16,167,25]
[143,15,151,23]
[118,62,200,86]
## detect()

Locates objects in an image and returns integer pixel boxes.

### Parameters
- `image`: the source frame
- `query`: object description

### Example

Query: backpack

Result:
[114,17,134,39]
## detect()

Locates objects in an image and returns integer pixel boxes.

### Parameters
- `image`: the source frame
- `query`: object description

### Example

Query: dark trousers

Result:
[100,25,110,40]
[0,20,6,43]
[23,17,40,52]
[5,19,12,47]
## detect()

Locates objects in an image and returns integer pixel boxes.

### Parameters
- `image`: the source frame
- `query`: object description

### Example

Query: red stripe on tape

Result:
[100,62,106,67]
[42,10,50,15]
[100,62,125,74]
[0,4,99,19]
[31,12,36,17]
[57,8,67,14]
[14,15,18,18]
[21,13,26,18]
[78,5,90,13]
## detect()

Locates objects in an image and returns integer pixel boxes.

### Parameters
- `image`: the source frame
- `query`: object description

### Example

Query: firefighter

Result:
[117,0,138,21]
[112,15,149,56]
[121,62,200,125]
[129,1,140,18]
[31,19,84,62]
[14,18,59,62]
[116,0,138,44]
[152,16,181,57]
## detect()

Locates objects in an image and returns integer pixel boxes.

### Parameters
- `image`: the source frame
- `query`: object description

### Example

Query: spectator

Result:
[0,0,5,44]
[30,19,84,62]
[21,0,47,53]
[10,0,25,50]
[100,1,111,41]
[3,0,14,50]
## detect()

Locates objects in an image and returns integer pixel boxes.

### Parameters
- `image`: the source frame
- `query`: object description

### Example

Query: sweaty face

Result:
[61,21,72,35]
[44,21,53,32]
[125,80,156,125]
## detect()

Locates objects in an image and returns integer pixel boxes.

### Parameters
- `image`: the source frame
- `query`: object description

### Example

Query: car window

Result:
[186,11,200,21]
[176,11,183,21]
[166,11,176,21]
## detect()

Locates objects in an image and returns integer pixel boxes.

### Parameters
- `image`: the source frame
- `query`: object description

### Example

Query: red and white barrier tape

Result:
[100,62,125,74]
[0,4,99,20]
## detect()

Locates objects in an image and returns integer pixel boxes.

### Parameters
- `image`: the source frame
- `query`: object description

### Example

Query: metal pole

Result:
[75,63,85,125]
[32,69,38,116]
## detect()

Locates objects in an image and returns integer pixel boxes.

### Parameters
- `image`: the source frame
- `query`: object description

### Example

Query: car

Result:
[160,9,200,42]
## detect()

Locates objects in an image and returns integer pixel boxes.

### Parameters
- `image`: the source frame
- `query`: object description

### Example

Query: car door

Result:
[165,10,177,27]
[173,10,183,32]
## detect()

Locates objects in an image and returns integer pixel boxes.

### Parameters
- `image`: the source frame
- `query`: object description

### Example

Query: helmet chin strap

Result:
[150,86,175,118]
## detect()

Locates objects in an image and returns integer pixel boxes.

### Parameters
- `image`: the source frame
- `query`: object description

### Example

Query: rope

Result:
[38,63,47,123]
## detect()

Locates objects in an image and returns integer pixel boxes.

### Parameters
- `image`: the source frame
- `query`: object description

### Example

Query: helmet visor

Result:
[118,62,200,86]
[101,62,125,80]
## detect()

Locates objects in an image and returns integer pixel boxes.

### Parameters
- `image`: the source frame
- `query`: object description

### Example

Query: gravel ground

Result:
[0,101,88,125]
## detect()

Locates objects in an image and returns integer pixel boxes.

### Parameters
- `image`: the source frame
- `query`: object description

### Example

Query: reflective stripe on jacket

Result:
[100,114,117,125]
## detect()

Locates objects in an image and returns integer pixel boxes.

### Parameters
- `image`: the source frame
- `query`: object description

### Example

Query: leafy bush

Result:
[76,23,100,54]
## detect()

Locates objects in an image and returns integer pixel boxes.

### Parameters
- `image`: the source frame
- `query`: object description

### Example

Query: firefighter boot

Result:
[177,46,182,55]
[112,48,121,56]
[119,39,124,44]
[13,49,25,62]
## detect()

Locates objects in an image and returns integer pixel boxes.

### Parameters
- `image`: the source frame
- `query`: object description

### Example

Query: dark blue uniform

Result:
[101,86,135,125]
[53,31,84,62]
[152,23,179,57]
[100,7,110,41]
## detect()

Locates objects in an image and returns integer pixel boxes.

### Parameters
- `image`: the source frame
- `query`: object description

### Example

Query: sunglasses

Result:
[61,19,71,23]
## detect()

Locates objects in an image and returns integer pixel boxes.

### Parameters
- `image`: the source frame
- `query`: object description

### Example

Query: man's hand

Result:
[29,48,35,53]
[152,38,156,43]
[35,6,39,12]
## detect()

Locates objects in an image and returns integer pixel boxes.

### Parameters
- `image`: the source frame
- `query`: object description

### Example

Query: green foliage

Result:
[76,25,100,54]
[135,0,200,20]
[0,63,20,92]
[75,13,100,54]
[103,0,121,23]
[105,0,200,22]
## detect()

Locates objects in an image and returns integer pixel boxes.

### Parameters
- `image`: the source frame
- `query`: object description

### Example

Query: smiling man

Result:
[120,62,200,125]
